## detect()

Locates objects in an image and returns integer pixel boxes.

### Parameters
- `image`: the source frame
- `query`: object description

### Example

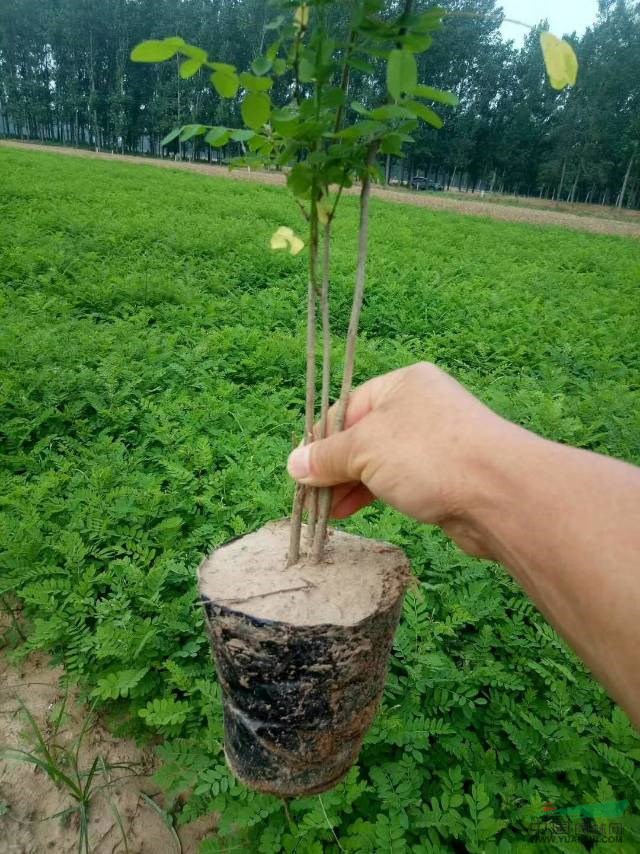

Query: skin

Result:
[287,362,640,728]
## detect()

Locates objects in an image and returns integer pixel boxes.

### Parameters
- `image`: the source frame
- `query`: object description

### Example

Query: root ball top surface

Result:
[198,520,411,627]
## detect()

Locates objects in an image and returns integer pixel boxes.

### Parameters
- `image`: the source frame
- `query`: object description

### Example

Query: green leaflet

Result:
[130,37,184,62]
[241,91,271,129]
[211,69,239,98]
[387,48,417,101]
[179,57,201,79]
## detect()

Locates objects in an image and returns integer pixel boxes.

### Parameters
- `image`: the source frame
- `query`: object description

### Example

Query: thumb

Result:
[287,429,361,487]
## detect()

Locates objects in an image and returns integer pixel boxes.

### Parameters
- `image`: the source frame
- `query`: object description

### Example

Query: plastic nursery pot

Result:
[198,519,412,797]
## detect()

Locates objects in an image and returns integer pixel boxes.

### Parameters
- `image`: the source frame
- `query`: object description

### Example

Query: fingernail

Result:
[287,445,310,480]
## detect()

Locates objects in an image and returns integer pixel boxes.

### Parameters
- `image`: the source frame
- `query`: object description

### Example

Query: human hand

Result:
[286,362,516,557]
[289,363,640,727]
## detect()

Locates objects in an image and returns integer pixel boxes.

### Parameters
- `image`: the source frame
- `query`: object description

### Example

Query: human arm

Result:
[287,362,640,726]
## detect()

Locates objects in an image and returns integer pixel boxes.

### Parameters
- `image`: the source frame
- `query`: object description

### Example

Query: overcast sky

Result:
[499,0,600,45]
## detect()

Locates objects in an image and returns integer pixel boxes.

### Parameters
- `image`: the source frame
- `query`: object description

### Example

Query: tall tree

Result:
[0,0,638,207]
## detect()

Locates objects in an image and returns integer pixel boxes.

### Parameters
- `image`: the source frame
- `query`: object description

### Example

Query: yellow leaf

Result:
[540,32,578,91]
[270,226,305,256]
[294,4,309,30]
[270,232,288,250]
[289,234,305,256]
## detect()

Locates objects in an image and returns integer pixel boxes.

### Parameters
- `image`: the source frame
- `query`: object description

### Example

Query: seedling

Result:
[132,0,577,796]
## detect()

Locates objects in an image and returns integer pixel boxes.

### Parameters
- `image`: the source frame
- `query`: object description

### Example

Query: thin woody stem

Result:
[304,24,328,551]
[329,179,345,222]
[311,145,377,562]
[333,23,357,135]
[289,484,306,565]
[307,482,319,546]
[306,198,320,548]
[288,191,319,565]
[318,221,332,439]
[311,220,333,561]
[333,143,377,435]
[306,5,357,562]
[449,10,533,29]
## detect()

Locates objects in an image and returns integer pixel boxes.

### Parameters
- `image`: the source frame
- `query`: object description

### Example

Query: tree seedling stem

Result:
[131,2,578,567]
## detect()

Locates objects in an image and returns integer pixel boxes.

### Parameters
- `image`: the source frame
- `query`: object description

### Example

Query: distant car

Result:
[410,177,444,192]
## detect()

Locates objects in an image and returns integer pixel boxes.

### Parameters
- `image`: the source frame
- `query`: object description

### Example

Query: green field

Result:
[1,147,640,852]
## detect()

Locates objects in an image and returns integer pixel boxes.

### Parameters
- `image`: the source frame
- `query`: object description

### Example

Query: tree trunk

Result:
[558,157,567,200]
[176,55,182,161]
[569,161,582,204]
[88,32,100,151]
[617,144,637,209]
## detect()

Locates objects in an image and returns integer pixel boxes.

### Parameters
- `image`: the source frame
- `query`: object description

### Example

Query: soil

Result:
[199,521,412,796]
[2,141,639,240]
[0,616,217,853]
[199,519,409,625]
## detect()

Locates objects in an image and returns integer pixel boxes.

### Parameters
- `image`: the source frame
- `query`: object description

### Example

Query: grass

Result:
[1,147,640,852]
[1,693,134,853]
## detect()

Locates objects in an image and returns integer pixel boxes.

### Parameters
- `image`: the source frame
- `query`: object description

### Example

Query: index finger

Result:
[315,367,406,439]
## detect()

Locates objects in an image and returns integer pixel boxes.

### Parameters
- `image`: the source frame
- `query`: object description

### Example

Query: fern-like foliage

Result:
[1,149,639,852]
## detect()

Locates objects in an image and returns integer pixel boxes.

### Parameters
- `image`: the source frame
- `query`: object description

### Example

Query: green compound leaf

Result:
[239,72,273,93]
[241,91,271,129]
[230,129,256,142]
[371,104,415,121]
[179,58,202,79]
[286,162,313,197]
[209,61,236,73]
[414,84,459,106]
[211,69,240,98]
[93,668,149,700]
[179,124,207,141]
[139,697,189,728]
[251,56,272,76]
[180,42,207,63]
[160,127,181,147]
[404,100,443,128]
[387,48,417,101]
[204,126,230,146]
[130,37,184,62]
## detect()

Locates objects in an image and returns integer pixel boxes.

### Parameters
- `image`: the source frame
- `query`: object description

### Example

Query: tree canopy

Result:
[1,0,638,207]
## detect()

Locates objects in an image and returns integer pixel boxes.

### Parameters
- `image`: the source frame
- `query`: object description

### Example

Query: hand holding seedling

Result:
[288,362,640,729]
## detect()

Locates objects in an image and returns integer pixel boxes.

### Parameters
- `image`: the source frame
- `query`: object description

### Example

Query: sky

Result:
[498,0,600,45]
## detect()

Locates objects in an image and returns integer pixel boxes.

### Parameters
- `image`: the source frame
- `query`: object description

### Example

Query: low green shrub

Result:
[1,148,639,851]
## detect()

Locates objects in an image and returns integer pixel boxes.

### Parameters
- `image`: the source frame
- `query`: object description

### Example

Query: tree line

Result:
[1,0,638,207]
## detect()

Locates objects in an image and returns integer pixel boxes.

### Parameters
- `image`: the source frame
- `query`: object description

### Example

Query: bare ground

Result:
[2,140,639,239]
[0,617,217,853]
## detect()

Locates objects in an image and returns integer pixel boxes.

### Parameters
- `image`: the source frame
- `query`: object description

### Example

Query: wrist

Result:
[445,415,535,561]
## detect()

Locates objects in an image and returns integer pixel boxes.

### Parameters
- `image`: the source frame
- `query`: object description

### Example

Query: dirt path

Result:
[3,140,639,239]
[0,616,217,853]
